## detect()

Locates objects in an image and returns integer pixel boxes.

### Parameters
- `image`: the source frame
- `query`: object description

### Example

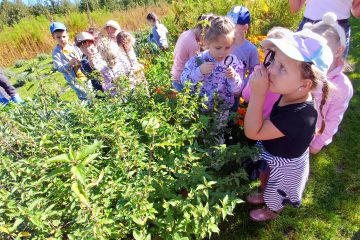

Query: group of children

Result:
[170,7,353,221]
[3,6,349,222]
[51,18,150,100]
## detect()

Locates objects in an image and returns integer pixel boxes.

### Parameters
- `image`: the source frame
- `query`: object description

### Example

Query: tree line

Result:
[0,0,166,28]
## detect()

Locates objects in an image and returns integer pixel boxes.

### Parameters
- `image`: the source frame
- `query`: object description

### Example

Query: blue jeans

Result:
[298,17,351,58]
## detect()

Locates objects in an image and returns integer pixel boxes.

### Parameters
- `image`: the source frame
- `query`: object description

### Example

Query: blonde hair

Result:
[116,31,134,54]
[301,62,330,134]
[267,27,293,39]
[205,16,235,42]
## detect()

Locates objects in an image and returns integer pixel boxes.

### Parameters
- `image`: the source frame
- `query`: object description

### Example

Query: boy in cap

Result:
[50,22,89,100]
[227,5,259,111]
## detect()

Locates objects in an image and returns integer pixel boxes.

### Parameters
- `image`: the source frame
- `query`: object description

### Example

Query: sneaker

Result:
[246,193,264,205]
[250,207,278,222]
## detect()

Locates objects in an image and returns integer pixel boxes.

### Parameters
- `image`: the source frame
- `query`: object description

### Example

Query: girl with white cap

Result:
[244,29,333,221]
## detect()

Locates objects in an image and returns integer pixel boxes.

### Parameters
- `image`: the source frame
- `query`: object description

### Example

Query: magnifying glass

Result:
[224,55,234,67]
[263,50,275,68]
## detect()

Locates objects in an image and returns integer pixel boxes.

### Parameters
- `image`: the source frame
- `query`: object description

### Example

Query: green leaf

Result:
[131,216,148,226]
[81,153,100,166]
[71,182,90,208]
[47,153,71,163]
[86,170,104,189]
[76,141,102,161]
[71,165,86,185]
[41,166,71,181]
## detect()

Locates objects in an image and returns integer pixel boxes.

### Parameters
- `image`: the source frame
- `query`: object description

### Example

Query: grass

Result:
[213,17,360,240]
[3,55,77,101]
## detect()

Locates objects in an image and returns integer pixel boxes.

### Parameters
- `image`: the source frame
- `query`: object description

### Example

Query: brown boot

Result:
[246,193,264,205]
[250,207,278,222]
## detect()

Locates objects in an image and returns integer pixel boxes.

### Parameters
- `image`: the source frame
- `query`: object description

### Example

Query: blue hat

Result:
[227,6,250,25]
[50,22,66,33]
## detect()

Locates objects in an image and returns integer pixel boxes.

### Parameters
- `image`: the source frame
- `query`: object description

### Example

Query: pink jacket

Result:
[311,65,353,150]
[171,30,199,82]
[242,83,280,119]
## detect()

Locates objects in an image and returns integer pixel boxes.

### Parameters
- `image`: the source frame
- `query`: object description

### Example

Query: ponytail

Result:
[318,80,329,134]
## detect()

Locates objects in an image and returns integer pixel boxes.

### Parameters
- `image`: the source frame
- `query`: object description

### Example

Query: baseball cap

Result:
[104,20,121,30]
[227,5,250,25]
[75,32,95,46]
[50,22,66,33]
[261,29,333,74]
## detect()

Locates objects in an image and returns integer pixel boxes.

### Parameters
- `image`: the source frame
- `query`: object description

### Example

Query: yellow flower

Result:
[263,4,269,14]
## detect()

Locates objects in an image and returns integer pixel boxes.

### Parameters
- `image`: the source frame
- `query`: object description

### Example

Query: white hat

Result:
[303,12,346,47]
[261,29,334,74]
[104,20,121,30]
[75,32,95,46]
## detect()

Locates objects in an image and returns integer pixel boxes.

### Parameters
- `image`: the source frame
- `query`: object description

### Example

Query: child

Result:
[303,12,354,154]
[0,70,23,104]
[104,20,121,41]
[227,6,259,81]
[244,29,333,221]
[227,6,259,111]
[181,16,244,144]
[171,13,216,91]
[75,31,107,93]
[101,48,128,93]
[51,22,89,100]
[116,31,148,91]
[146,12,169,50]
[242,27,293,119]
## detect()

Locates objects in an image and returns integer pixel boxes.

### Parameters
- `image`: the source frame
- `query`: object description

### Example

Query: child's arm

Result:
[53,52,72,74]
[244,65,284,140]
[288,0,306,13]
[180,57,205,86]
[310,85,353,153]
[352,0,360,18]
[156,25,169,49]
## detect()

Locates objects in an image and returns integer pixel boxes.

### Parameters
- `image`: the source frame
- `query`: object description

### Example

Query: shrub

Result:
[36,53,50,61]
[14,59,27,68]
[0,84,254,239]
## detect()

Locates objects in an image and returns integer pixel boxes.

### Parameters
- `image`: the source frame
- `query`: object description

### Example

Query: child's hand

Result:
[200,62,215,75]
[226,66,236,79]
[249,65,269,96]
[69,58,80,68]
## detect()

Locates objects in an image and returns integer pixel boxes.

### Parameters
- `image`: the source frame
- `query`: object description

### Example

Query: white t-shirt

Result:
[304,0,353,20]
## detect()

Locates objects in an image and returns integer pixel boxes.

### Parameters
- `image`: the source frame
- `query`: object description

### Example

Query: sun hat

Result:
[261,29,333,74]
[227,5,250,25]
[303,12,346,47]
[50,22,66,33]
[75,32,95,46]
[104,20,121,30]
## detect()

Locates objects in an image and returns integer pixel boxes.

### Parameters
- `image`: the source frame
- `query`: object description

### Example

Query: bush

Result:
[13,75,27,87]
[14,59,27,68]
[36,53,50,61]
[0,46,256,239]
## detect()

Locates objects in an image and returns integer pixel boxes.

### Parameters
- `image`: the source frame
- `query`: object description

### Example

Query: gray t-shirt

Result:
[231,39,259,82]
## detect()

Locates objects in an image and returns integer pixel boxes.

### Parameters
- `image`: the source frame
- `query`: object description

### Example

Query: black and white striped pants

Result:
[258,142,310,212]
